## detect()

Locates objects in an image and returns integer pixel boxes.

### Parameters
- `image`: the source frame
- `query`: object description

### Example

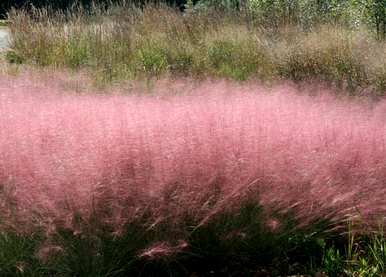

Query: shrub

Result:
[5,50,24,64]
[278,28,369,91]
[136,43,169,77]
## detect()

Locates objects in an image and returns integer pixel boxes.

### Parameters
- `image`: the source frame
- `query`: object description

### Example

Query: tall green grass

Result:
[5,3,386,93]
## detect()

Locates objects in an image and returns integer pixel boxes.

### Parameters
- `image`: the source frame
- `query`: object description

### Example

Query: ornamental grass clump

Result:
[1,76,386,233]
[1,75,386,274]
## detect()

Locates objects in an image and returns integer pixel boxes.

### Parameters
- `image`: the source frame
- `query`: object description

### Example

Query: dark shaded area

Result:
[0,0,188,19]
[0,201,335,276]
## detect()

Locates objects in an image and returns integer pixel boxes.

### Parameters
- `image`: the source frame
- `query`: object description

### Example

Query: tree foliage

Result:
[0,0,186,18]
[196,0,385,36]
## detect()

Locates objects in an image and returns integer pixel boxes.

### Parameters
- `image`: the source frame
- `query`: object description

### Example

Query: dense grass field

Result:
[1,1,386,276]
[5,4,386,94]
[0,73,385,275]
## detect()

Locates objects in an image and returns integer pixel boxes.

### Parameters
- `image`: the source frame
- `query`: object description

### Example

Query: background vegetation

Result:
[5,2,386,94]
[1,0,385,37]
[0,0,188,18]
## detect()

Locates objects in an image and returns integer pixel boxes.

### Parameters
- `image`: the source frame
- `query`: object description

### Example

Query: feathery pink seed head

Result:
[0,74,385,237]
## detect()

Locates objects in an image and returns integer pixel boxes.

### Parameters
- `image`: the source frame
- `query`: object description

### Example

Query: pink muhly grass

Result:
[0,75,386,236]
[138,240,189,261]
[36,243,64,263]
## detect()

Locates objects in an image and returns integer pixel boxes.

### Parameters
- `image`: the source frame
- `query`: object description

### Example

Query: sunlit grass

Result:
[0,74,386,274]
[5,4,386,95]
